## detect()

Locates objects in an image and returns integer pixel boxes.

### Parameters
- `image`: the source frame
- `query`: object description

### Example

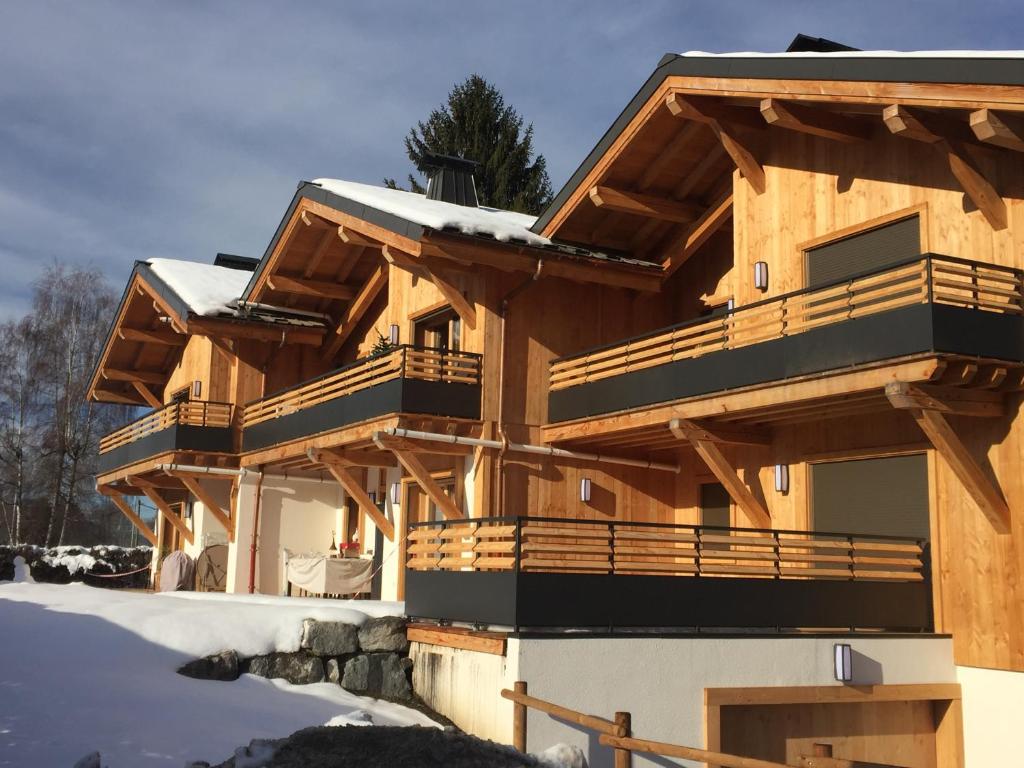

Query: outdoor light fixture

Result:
[579,477,592,503]
[834,643,853,682]
[192,380,202,398]
[754,261,769,291]
[389,324,400,345]
[774,463,789,494]
[390,483,401,505]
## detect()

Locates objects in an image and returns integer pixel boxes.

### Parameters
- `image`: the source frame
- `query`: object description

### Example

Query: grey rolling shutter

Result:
[805,216,921,288]
[811,454,929,539]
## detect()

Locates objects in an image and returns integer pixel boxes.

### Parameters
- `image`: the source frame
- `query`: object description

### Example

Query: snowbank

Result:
[0,582,428,766]
[312,178,551,246]
[0,544,152,586]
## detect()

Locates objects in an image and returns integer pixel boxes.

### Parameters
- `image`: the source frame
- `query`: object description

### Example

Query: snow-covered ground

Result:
[0,579,434,766]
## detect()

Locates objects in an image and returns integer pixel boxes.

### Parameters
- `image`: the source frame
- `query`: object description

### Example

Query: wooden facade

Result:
[89,51,1024,704]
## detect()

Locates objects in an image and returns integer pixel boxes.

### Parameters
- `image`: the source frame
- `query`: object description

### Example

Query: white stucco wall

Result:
[958,664,1024,767]
[510,635,956,768]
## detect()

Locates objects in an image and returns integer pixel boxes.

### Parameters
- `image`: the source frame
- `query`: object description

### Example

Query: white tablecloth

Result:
[285,555,372,595]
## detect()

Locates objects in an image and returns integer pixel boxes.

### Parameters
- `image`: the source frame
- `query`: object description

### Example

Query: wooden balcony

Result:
[549,254,1024,423]
[241,345,483,453]
[405,516,932,631]
[97,401,235,475]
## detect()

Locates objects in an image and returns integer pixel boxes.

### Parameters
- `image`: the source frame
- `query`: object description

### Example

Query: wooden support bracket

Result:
[131,381,163,409]
[132,479,194,545]
[320,263,389,361]
[669,418,770,527]
[884,382,1004,418]
[887,385,1010,533]
[175,474,235,542]
[316,450,395,540]
[389,447,464,521]
[105,490,158,546]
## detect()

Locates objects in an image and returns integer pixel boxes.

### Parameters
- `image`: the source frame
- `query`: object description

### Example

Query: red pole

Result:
[247,471,264,594]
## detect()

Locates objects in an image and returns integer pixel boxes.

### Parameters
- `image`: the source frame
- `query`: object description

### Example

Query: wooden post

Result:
[512,681,528,752]
[614,711,632,768]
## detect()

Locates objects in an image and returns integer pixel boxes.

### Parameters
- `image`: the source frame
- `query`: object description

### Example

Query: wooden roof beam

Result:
[93,389,146,406]
[637,120,705,191]
[338,225,384,249]
[760,98,872,143]
[970,108,1024,153]
[266,275,356,301]
[884,382,1004,418]
[131,381,163,409]
[303,226,343,280]
[320,263,388,361]
[118,327,185,346]
[187,318,325,346]
[659,192,733,277]
[102,368,166,385]
[588,186,704,224]
[887,390,1010,533]
[669,418,770,527]
[884,104,1006,230]
[670,418,772,446]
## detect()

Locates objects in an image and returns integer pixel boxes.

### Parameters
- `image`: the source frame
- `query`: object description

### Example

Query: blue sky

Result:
[1,0,1020,319]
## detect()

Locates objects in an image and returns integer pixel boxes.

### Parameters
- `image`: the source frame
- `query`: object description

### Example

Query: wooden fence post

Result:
[513,681,528,752]
[614,711,632,768]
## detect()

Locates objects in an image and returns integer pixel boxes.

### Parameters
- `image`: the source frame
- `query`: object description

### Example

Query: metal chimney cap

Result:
[421,152,480,208]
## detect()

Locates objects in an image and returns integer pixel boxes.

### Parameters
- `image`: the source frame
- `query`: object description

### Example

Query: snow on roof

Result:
[681,50,1024,59]
[146,258,251,316]
[312,178,551,247]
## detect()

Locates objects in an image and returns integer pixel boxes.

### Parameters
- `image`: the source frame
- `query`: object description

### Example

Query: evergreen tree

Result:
[385,75,552,214]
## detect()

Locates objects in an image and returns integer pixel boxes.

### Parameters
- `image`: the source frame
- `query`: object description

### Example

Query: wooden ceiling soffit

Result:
[638,120,706,191]
[102,368,166,385]
[665,94,765,194]
[101,489,158,546]
[970,109,1024,153]
[383,245,477,330]
[658,192,733,277]
[420,237,662,293]
[187,317,325,346]
[886,382,1010,533]
[669,418,770,527]
[118,327,185,346]
[266,275,356,301]
[759,98,872,143]
[93,389,146,406]
[320,263,389,361]
[883,104,1007,230]
[315,449,395,540]
[588,186,703,224]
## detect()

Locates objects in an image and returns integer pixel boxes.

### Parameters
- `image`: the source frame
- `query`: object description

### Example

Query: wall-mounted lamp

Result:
[192,380,202,398]
[367,491,376,504]
[389,324,400,345]
[390,483,401,505]
[754,261,769,292]
[774,463,789,494]
[833,643,853,682]
[579,477,592,503]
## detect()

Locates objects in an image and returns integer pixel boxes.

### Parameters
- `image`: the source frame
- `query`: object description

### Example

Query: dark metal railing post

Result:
[514,516,523,577]
[400,345,408,379]
[922,540,935,632]
[926,253,935,305]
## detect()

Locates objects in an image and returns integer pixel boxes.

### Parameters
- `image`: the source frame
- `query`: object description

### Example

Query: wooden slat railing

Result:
[550,254,1024,391]
[99,401,233,454]
[406,516,927,583]
[241,345,482,428]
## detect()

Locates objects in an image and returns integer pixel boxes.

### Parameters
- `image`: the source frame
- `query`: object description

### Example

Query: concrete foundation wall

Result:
[511,635,956,768]
[409,641,519,743]
[957,664,1024,767]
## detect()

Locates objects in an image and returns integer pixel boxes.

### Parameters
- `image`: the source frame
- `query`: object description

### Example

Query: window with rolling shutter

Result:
[805,215,921,288]
[810,454,929,539]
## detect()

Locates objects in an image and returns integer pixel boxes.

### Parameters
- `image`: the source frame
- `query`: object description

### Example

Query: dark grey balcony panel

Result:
[549,303,1024,423]
[97,424,234,474]
[242,378,481,452]
[405,570,931,631]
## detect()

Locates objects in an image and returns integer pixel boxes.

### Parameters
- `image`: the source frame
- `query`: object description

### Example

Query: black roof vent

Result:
[421,152,479,208]
[214,253,260,271]
[787,34,860,53]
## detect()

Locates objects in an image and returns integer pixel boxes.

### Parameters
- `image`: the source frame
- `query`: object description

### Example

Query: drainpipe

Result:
[247,469,265,594]
[496,259,544,516]
[155,463,247,478]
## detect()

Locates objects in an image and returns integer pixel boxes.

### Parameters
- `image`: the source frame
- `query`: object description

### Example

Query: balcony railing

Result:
[548,254,1024,422]
[404,516,932,631]
[241,345,483,452]
[97,401,234,474]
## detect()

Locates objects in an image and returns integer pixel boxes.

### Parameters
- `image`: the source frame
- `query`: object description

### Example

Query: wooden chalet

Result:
[88,40,1024,767]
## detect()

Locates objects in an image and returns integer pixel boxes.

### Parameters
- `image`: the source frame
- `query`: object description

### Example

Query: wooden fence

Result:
[99,401,233,454]
[406,517,926,583]
[241,345,481,428]
[551,254,1024,391]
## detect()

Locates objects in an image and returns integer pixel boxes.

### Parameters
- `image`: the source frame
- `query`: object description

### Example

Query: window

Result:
[810,454,929,539]
[700,482,731,530]
[169,385,191,404]
[414,307,461,352]
[805,215,921,289]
